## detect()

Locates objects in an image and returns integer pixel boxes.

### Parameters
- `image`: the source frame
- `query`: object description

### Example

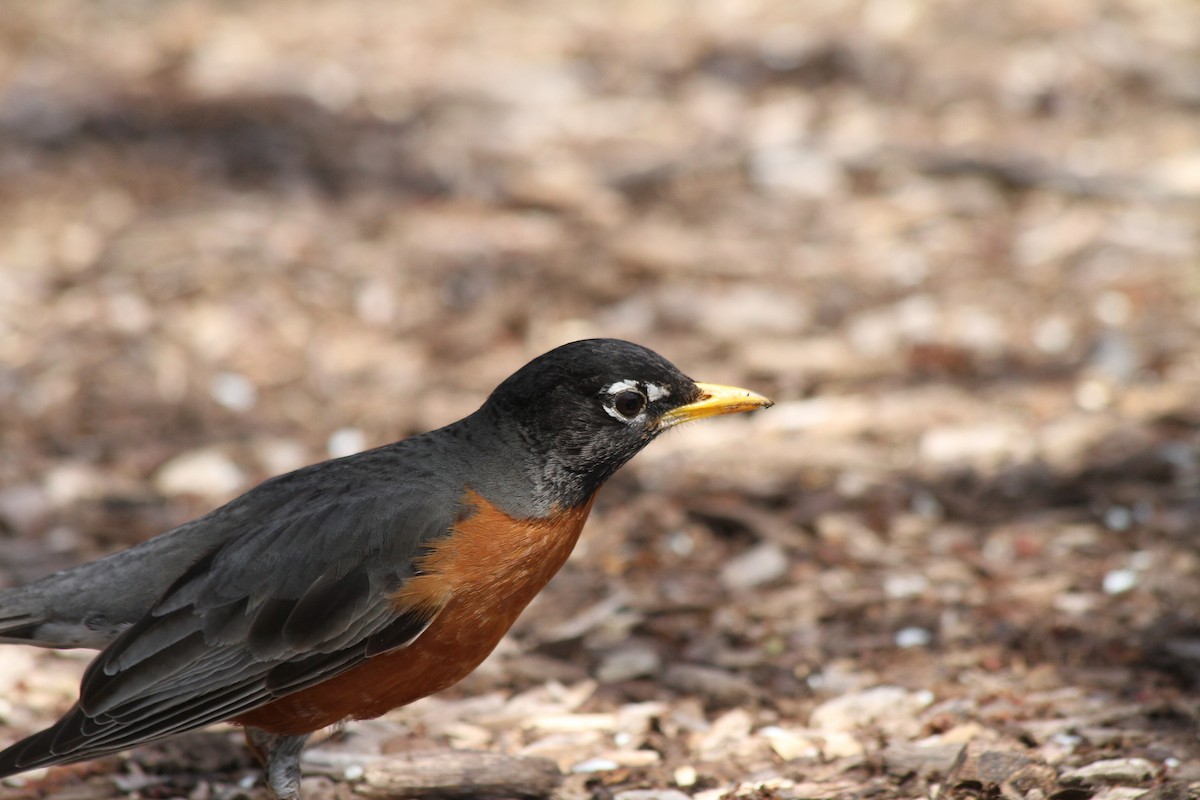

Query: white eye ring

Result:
[601,380,655,422]
[600,381,676,424]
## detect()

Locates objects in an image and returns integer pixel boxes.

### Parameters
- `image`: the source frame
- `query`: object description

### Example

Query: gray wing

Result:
[0,450,460,777]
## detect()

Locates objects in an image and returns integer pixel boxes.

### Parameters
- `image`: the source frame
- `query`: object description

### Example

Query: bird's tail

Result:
[0,587,54,646]
[0,576,121,650]
[0,711,114,780]
[0,515,226,649]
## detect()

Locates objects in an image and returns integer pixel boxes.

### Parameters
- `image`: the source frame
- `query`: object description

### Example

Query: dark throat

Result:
[450,407,602,520]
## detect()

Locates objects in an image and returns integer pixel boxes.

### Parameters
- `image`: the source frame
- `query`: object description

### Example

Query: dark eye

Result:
[613,389,647,418]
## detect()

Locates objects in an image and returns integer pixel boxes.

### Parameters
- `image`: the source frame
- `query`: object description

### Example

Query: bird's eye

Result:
[613,389,647,418]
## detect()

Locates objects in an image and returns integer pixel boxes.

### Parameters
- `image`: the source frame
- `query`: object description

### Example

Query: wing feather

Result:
[0,447,462,777]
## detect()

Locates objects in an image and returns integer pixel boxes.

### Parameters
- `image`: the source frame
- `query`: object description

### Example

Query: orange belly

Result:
[234,492,595,735]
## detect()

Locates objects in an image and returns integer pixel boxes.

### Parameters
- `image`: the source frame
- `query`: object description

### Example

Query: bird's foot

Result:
[244,728,310,800]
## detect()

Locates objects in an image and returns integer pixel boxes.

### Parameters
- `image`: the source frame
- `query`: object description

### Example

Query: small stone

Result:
[44,462,106,506]
[1104,506,1134,532]
[821,731,865,759]
[606,750,660,767]
[667,530,694,556]
[528,713,617,732]
[209,371,257,412]
[328,427,367,458]
[935,722,991,744]
[895,627,932,648]
[154,447,245,499]
[810,686,934,732]
[254,437,310,476]
[1033,316,1074,354]
[720,542,789,590]
[1076,378,1113,411]
[1060,758,1157,787]
[571,757,619,774]
[759,726,820,761]
[1149,152,1200,196]
[1054,592,1097,616]
[1102,568,1139,595]
[884,573,930,599]
[673,765,698,787]
[596,647,661,684]
[817,513,885,560]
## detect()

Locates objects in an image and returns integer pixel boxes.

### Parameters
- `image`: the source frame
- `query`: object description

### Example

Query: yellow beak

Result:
[657,382,774,429]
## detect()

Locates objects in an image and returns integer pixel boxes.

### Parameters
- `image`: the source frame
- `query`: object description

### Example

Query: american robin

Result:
[0,338,771,799]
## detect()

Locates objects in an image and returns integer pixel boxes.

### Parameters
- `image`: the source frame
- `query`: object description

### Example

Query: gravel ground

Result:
[2,1,1200,799]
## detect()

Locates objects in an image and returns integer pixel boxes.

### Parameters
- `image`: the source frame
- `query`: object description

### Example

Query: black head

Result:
[466,339,771,516]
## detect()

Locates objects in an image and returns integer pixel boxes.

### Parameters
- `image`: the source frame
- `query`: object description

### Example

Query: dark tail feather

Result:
[0,719,90,779]
[0,596,50,646]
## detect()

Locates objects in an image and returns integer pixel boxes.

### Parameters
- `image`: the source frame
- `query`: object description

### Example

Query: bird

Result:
[0,338,772,799]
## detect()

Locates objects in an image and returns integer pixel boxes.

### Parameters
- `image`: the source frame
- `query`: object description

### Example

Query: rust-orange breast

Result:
[234,491,596,735]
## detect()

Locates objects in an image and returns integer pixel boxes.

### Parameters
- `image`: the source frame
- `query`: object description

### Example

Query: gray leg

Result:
[245,727,311,800]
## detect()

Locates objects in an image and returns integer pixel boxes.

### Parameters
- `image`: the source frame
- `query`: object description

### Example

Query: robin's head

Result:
[471,339,772,514]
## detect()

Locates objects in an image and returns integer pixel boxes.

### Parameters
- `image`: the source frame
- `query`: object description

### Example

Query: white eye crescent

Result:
[645,383,670,402]
[600,380,668,422]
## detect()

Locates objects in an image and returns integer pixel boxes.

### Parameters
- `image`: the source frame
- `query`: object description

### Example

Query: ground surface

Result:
[2,1,1200,799]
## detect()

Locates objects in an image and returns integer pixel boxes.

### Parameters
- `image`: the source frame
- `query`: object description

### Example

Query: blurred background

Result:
[2,1,1200,798]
